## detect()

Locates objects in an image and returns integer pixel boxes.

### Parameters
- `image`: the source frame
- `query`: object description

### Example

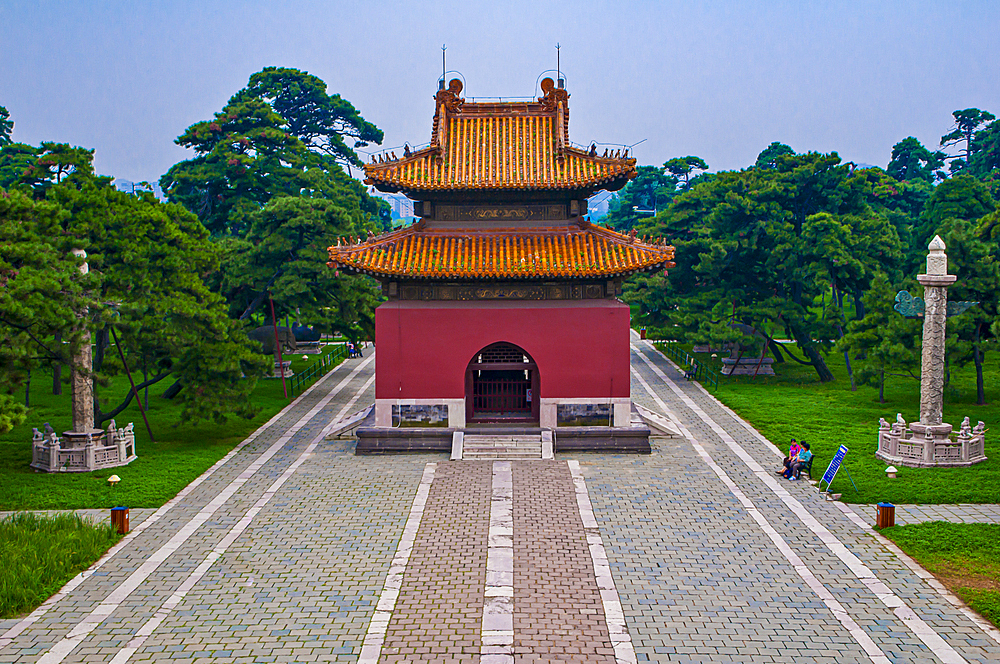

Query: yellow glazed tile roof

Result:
[363,78,637,194]
[327,223,675,280]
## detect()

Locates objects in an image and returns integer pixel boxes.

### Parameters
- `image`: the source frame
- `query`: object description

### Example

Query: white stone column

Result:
[913,236,955,436]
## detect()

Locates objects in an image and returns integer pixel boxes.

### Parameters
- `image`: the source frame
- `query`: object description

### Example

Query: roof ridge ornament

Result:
[538,77,569,112]
[435,78,465,113]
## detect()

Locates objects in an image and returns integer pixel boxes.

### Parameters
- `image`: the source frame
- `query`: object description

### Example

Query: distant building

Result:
[115,180,165,201]
[587,190,614,221]
[370,190,417,226]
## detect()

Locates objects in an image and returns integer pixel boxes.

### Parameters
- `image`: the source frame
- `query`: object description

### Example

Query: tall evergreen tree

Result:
[626,151,902,382]
[941,108,996,176]
[836,273,921,403]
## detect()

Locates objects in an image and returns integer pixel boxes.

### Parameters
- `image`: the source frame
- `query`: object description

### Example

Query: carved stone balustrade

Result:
[30,420,138,473]
[876,415,987,468]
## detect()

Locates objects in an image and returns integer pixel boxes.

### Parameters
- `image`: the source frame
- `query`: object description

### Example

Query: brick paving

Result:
[512,461,615,662]
[2,342,999,663]
[380,462,491,663]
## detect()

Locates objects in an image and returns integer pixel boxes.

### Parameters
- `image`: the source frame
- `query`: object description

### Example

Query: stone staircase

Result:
[452,431,553,460]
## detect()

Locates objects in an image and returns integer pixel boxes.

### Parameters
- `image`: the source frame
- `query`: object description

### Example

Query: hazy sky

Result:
[2,1,998,184]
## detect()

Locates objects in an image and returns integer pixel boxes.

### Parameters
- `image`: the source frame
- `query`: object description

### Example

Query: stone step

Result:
[460,434,544,460]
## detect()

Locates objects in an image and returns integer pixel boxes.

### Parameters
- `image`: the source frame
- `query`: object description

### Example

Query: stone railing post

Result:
[48,434,59,470]
[84,433,96,471]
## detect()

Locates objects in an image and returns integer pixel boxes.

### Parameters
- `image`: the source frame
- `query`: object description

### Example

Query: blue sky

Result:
[2,1,998,184]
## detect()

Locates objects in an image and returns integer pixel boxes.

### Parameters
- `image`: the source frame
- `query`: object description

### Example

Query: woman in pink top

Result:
[776,439,801,475]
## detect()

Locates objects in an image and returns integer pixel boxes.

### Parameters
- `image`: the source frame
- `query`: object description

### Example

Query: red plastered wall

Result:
[374,299,630,400]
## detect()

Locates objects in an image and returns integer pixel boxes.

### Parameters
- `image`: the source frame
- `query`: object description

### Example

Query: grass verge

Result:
[882,522,1000,629]
[652,341,999,504]
[0,512,121,618]
[0,348,346,510]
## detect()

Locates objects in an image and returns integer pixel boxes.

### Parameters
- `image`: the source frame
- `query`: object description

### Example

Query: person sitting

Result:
[776,439,801,475]
[784,443,812,480]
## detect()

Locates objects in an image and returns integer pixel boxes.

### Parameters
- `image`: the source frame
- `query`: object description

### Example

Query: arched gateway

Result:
[329,73,675,452]
[466,342,540,423]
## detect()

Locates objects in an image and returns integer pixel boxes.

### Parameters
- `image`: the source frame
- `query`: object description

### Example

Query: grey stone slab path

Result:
[0,510,158,529]
[626,340,1000,663]
[850,504,1000,527]
[2,341,1000,663]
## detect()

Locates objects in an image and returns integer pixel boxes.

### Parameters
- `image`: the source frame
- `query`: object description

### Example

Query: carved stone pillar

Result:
[913,236,955,439]
[66,248,101,445]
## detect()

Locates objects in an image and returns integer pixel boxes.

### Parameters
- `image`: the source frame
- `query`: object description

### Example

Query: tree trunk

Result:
[803,344,835,382]
[853,289,866,321]
[91,326,110,419]
[161,379,183,399]
[24,369,30,407]
[768,339,785,363]
[95,371,170,428]
[834,284,856,391]
[974,323,985,405]
[879,368,885,403]
[52,333,62,395]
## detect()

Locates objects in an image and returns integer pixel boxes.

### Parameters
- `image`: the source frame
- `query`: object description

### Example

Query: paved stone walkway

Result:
[850,504,1000,527]
[0,343,998,663]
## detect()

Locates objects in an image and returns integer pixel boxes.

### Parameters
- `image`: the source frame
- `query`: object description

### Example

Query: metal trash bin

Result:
[111,506,129,534]
[876,502,895,529]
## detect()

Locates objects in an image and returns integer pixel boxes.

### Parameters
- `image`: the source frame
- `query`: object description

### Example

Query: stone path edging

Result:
[19,355,375,663]
[642,339,1000,654]
[568,459,637,664]
[481,460,514,663]
[0,356,360,650]
[633,342,976,664]
[630,364,892,664]
[357,462,436,664]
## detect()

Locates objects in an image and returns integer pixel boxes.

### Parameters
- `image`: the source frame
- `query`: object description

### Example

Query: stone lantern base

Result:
[876,415,987,468]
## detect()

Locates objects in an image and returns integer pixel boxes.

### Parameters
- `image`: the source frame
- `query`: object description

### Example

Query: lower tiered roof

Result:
[327,222,675,280]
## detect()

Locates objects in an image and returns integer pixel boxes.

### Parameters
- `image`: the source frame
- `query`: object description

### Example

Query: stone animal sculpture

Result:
[291,322,321,343]
[248,326,298,355]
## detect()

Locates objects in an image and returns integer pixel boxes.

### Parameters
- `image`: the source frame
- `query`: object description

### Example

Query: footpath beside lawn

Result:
[658,341,1000,505]
[0,348,347,511]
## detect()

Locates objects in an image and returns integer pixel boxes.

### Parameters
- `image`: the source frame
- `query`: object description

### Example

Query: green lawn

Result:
[882,522,1000,629]
[0,349,345,510]
[653,341,999,504]
[0,512,121,618]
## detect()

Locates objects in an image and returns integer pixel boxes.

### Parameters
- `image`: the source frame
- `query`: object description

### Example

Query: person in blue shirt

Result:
[784,442,812,480]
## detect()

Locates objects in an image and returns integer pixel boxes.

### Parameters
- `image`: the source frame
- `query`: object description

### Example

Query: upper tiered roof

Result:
[363,78,637,196]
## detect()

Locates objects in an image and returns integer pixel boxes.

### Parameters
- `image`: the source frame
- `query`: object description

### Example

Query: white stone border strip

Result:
[357,460,437,664]
[567,459,637,664]
[643,337,1000,652]
[833,501,1000,648]
[33,355,376,664]
[0,355,358,650]
[630,367,890,663]
[633,344,971,664]
[481,460,514,664]
[107,373,377,664]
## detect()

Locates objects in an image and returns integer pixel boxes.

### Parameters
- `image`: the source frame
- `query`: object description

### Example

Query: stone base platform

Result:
[353,408,652,455]
[876,417,987,468]
[720,357,774,376]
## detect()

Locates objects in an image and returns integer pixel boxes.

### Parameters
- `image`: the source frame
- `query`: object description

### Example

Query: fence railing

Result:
[289,344,349,396]
[654,341,721,391]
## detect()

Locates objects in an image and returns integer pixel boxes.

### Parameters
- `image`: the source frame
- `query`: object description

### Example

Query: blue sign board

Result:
[821,445,849,491]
